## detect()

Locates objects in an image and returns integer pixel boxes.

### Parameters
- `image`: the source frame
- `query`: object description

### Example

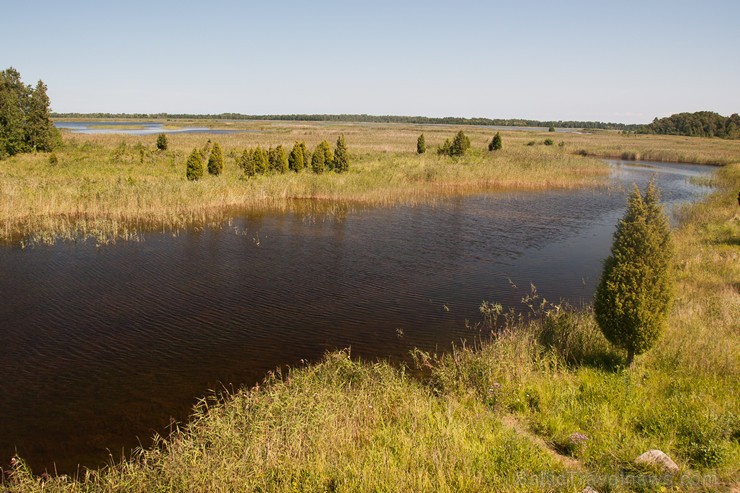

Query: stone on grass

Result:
[635,449,679,474]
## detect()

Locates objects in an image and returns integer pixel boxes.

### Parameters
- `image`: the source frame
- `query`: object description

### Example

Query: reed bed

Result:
[1,122,609,244]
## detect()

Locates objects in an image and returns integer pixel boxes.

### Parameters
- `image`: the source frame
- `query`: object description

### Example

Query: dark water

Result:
[0,160,712,474]
[54,121,241,136]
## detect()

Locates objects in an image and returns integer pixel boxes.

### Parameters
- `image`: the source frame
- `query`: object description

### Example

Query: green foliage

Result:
[185,148,204,181]
[288,141,305,172]
[548,126,555,132]
[207,142,224,176]
[543,138,554,146]
[252,146,269,174]
[594,181,674,366]
[451,130,470,156]
[268,145,288,174]
[155,133,168,151]
[0,68,60,157]
[437,130,470,157]
[240,148,255,177]
[416,133,426,154]
[333,134,349,173]
[436,138,452,156]
[48,153,58,166]
[642,111,740,139]
[488,132,502,151]
[311,140,333,173]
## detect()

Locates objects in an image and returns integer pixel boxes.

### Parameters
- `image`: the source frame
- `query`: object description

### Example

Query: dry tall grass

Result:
[1,121,610,244]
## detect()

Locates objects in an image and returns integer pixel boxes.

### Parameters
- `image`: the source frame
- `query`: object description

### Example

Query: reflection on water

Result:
[0,160,712,473]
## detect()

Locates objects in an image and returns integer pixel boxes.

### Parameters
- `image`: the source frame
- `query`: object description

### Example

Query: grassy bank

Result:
[3,120,740,244]
[4,160,738,490]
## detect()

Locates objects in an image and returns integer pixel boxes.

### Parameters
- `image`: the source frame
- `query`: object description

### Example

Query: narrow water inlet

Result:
[0,160,713,474]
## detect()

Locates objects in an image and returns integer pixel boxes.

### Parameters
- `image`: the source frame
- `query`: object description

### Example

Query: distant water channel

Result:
[0,160,712,473]
[54,121,240,135]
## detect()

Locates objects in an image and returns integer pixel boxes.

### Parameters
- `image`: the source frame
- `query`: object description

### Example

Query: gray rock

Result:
[635,449,679,473]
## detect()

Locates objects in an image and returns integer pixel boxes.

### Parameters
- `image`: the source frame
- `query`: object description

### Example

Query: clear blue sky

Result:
[2,0,739,124]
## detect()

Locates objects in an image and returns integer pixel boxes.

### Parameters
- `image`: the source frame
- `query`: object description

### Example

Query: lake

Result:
[0,160,712,473]
[54,121,241,136]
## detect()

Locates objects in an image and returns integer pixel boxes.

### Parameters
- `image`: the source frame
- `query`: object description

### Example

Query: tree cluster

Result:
[437,130,471,157]
[1,67,60,158]
[594,181,674,366]
[640,111,740,139]
[239,136,349,177]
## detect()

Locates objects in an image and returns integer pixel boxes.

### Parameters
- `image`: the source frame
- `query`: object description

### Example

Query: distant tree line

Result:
[51,112,641,131]
[1,67,60,158]
[639,111,740,139]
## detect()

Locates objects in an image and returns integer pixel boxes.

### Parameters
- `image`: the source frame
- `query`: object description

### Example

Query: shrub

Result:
[333,134,349,173]
[268,145,288,174]
[156,133,168,151]
[594,181,674,366]
[48,152,58,166]
[548,126,556,132]
[185,148,204,181]
[437,130,470,157]
[488,132,502,151]
[288,142,305,172]
[544,138,554,146]
[207,142,223,176]
[240,148,255,177]
[311,141,333,173]
[417,133,426,154]
[252,146,269,174]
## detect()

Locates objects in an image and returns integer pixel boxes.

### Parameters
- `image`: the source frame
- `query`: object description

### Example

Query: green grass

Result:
[4,163,739,491]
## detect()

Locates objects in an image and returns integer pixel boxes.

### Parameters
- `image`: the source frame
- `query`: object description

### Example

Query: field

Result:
[5,119,739,245]
[3,153,738,491]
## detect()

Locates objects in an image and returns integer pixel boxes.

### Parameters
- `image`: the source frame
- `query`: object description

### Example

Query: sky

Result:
[2,0,739,124]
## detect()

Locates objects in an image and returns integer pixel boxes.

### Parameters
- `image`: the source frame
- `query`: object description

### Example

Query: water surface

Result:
[54,121,241,136]
[0,160,712,473]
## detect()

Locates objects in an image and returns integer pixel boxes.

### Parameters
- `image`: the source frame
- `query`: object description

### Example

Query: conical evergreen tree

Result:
[310,144,325,173]
[312,141,333,173]
[453,130,470,156]
[185,148,204,181]
[207,142,224,176]
[252,146,269,174]
[288,142,305,172]
[268,145,288,173]
[240,148,256,177]
[156,133,168,151]
[489,132,502,151]
[417,133,426,154]
[299,141,310,169]
[594,181,674,366]
[333,134,349,173]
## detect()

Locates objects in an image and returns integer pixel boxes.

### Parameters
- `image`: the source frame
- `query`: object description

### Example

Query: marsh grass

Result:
[1,123,610,244]
[4,164,738,491]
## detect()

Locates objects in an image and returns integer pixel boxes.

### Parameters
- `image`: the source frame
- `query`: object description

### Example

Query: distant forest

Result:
[639,111,740,139]
[51,112,642,131]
